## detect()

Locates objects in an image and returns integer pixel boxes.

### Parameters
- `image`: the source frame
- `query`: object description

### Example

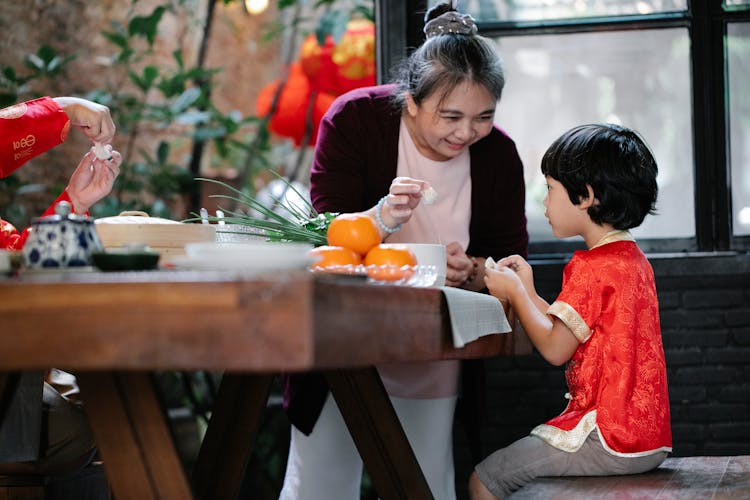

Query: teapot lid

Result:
[32,201,92,224]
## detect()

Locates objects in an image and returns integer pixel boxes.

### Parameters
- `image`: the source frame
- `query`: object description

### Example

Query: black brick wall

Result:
[453,252,750,497]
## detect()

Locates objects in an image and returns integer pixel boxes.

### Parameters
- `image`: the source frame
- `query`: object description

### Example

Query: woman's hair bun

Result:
[423,7,478,38]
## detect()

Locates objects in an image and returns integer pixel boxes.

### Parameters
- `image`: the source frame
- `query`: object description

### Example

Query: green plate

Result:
[92,250,160,271]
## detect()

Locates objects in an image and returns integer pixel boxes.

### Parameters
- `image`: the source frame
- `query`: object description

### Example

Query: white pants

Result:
[279,393,458,500]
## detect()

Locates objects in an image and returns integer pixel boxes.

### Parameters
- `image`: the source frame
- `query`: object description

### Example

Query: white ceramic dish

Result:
[174,241,315,273]
[184,241,313,259]
[170,253,315,273]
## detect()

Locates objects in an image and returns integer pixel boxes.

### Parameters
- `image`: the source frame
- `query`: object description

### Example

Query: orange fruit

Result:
[364,244,417,282]
[327,213,381,256]
[308,245,362,274]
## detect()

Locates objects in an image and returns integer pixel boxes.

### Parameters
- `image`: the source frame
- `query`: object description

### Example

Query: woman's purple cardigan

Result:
[284,84,529,461]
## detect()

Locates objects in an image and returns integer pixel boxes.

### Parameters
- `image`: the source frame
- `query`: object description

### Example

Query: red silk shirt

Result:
[531,231,672,456]
[1,97,73,250]
[1,97,70,178]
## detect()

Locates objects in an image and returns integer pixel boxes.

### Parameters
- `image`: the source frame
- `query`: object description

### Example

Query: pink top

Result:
[377,119,471,398]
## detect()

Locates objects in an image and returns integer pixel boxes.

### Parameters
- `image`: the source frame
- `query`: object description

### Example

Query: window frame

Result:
[375,0,750,257]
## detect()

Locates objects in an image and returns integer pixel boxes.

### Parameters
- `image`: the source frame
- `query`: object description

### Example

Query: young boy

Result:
[470,123,671,499]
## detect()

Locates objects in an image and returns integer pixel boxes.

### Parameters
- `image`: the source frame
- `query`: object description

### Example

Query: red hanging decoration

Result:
[300,32,339,96]
[255,62,336,146]
[331,19,376,95]
[299,19,376,96]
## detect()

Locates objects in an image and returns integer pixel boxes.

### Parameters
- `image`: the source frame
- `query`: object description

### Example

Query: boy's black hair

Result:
[541,123,658,230]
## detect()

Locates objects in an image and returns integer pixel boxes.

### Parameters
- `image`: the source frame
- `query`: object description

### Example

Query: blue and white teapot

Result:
[22,201,103,269]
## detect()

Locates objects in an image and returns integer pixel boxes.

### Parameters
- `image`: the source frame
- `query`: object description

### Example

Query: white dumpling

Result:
[421,186,438,205]
[93,143,111,160]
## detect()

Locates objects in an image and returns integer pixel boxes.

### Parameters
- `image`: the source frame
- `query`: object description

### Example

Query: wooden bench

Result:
[510,455,750,499]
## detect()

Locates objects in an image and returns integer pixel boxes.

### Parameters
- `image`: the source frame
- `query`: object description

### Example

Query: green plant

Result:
[0,45,75,107]
[92,1,263,217]
[191,174,335,246]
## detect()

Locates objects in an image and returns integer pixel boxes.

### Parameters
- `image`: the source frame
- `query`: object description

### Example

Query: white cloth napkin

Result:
[440,286,511,348]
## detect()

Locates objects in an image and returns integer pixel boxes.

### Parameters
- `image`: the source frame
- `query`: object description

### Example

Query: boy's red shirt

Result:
[533,235,672,456]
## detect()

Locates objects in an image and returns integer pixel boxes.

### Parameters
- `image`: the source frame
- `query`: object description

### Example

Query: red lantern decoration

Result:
[255,62,336,147]
[331,19,376,95]
[299,19,376,96]
[300,33,339,96]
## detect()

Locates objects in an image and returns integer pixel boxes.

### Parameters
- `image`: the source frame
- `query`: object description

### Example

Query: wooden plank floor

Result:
[511,455,750,499]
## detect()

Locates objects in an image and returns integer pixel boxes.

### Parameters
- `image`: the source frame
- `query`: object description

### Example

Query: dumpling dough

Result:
[93,143,112,160]
[421,186,438,205]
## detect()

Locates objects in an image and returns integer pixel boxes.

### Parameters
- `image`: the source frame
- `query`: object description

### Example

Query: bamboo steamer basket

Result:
[94,211,215,263]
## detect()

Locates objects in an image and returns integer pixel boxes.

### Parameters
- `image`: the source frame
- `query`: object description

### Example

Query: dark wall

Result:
[453,252,750,496]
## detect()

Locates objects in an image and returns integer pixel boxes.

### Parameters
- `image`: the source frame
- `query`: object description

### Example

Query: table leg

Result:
[0,372,16,420]
[76,371,193,500]
[325,367,434,500]
[192,373,273,500]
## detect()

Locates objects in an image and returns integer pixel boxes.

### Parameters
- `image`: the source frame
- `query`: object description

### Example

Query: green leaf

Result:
[24,53,44,72]
[46,56,63,73]
[101,30,128,49]
[36,45,57,65]
[130,66,159,92]
[128,6,167,46]
[171,87,202,113]
[173,49,184,69]
[118,47,136,63]
[157,75,187,97]
[2,67,17,82]
[193,126,228,141]
[175,110,212,125]
[157,141,170,165]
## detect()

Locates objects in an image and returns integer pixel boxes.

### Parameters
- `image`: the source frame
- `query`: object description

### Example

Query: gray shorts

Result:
[474,431,667,498]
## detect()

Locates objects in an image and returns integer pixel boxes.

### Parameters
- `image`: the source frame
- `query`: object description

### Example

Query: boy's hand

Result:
[484,265,523,306]
[496,254,534,292]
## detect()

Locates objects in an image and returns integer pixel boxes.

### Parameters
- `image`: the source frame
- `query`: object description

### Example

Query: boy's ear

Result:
[578,184,598,209]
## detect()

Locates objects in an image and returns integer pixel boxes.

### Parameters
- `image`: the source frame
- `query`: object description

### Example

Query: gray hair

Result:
[391,9,504,109]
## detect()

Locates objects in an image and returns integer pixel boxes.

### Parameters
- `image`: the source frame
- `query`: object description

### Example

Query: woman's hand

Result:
[445,241,481,288]
[378,177,431,228]
[66,147,121,214]
[52,96,116,145]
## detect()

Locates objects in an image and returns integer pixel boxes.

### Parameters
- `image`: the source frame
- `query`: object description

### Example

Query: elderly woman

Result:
[279,3,528,499]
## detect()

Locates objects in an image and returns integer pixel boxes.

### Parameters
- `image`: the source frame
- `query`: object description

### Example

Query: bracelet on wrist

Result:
[375,196,403,234]
[463,256,478,287]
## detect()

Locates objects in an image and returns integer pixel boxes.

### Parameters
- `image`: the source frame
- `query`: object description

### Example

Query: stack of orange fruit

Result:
[308,213,417,282]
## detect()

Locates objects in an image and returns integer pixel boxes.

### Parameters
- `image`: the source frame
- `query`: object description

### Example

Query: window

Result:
[729,22,750,236]
[382,0,750,255]
[457,0,687,22]
[494,28,692,246]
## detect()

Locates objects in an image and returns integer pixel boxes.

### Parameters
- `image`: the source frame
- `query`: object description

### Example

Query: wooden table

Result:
[0,270,526,500]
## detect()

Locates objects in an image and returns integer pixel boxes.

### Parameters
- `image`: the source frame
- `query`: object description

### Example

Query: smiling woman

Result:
[281,2,528,499]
